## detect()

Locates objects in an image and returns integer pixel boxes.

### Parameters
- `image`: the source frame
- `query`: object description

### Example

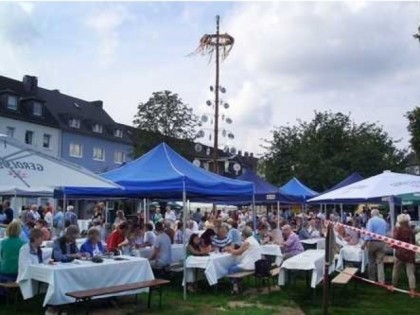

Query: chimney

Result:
[250,153,254,158]
[91,100,103,109]
[22,75,38,93]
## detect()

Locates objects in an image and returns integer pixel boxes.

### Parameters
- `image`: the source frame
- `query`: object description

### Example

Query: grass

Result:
[1,266,419,314]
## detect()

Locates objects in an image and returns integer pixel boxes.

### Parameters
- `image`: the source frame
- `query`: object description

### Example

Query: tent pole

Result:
[277,201,280,228]
[182,182,187,300]
[105,201,109,225]
[389,198,395,233]
[340,204,343,223]
[143,198,146,223]
[252,194,256,229]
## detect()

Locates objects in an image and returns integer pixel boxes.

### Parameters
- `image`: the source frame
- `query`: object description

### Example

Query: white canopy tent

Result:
[0,134,120,196]
[308,171,420,229]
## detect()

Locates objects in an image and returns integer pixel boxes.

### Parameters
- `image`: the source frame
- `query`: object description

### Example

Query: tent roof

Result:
[0,134,120,196]
[280,177,318,199]
[322,172,364,194]
[237,170,297,203]
[308,171,420,203]
[63,143,254,199]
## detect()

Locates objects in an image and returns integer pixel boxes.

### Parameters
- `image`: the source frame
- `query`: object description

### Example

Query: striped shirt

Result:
[211,235,232,251]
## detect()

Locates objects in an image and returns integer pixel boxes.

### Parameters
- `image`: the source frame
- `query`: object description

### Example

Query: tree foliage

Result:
[406,107,420,159]
[261,111,408,192]
[132,90,199,157]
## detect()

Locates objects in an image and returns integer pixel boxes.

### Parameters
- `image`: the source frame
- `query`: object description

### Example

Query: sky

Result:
[1,1,420,157]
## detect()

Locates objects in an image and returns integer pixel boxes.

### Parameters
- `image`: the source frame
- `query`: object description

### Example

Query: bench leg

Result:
[159,286,163,308]
[148,287,153,308]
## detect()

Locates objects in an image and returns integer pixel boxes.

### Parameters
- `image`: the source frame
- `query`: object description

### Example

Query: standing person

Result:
[64,205,78,227]
[2,201,14,225]
[153,208,163,225]
[26,205,39,227]
[113,210,126,229]
[164,206,176,227]
[44,203,53,228]
[53,207,65,237]
[0,221,26,282]
[391,214,416,297]
[192,208,203,224]
[361,209,388,284]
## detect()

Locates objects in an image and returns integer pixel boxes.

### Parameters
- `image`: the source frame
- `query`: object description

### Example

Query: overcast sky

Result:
[1,1,420,157]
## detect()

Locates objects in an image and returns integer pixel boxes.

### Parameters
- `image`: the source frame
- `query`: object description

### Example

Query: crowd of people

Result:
[0,200,419,297]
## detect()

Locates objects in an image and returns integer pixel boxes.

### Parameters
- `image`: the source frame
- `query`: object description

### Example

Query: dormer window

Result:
[33,102,42,116]
[69,118,80,128]
[114,129,123,138]
[92,123,103,133]
[7,95,18,110]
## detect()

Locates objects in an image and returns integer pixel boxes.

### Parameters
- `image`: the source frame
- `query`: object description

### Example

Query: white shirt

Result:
[44,212,53,227]
[237,236,262,270]
[165,211,176,224]
[17,244,52,279]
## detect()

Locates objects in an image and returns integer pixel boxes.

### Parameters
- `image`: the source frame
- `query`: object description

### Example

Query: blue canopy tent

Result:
[236,170,297,204]
[280,177,318,201]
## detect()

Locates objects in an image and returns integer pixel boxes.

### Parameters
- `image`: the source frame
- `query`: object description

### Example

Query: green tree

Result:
[132,90,199,157]
[261,111,408,192]
[406,107,420,159]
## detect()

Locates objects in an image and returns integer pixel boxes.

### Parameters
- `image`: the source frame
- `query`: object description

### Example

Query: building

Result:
[0,75,133,174]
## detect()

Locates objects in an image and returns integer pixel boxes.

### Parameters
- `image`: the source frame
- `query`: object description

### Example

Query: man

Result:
[192,208,202,224]
[149,222,172,268]
[2,201,14,224]
[106,221,129,253]
[280,225,304,260]
[228,220,242,247]
[164,206,176,227]
[362,209,387,284]
[164,221,175,244]
[64,205,78,227]
[26,205,39,228]
[211,225,232,252]
[53,207,65,237]
[52,225,81,262]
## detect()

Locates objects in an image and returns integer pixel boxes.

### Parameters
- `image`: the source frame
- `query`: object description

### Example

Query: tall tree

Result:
[406,107,420,159]
[261,111,408,192]
[132,90,199,157]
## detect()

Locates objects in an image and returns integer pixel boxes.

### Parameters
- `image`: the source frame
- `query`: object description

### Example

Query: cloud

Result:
[85,5,131,65]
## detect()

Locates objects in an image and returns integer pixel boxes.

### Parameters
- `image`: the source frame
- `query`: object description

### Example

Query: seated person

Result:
[106,221,129,253]
[255,224,270,245]
[307,218,322,238]
[18,228,52,277]
[344,220,360,245]
[228,220,242,247]
[143,223,156,247]
[280,225,304,260]
[174,221,184,245]
[80,228,106,257]
[200,228,216,253]
[298,221,311,240]
[0,221,26,282]
[186,233,209,257]
[128,223,145,249]
[149,222,172,269]
[269,221,284,245]
[52,225,81,262]
[211,225,232,252]
[35,219,51,241]
[226,226,262,294]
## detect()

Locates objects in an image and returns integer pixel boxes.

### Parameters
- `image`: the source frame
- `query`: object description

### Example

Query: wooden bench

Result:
[65,279,170,315]
[331,267,358,285]
[227,271,254,279]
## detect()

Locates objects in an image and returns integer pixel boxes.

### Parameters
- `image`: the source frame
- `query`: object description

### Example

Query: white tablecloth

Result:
[336,245,367,273]
[132,244,185,264]
[185,252,236,285]
[278,249,334,288]
[301,238,326,250]
[78,220,91,232]
[18,256,154,306]
[260,244,283,266]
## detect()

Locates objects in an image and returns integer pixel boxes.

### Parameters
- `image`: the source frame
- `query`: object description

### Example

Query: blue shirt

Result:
[228,229,242,246]
[365,216,387,241]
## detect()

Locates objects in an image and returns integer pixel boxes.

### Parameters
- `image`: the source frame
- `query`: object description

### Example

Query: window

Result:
[6,126,15,138]
[93,147,105,161]
[7,95,18,110]
[92,123,103,133]
[43,134,51,149]
[25,131,33,145]
[69,118,80,128]
[69,143,83,158]
[114,129,123,138]
[33,102,42,116]
[114,151,126,164]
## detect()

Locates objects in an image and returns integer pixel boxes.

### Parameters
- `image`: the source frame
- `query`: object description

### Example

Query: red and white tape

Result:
[327,221,420,254]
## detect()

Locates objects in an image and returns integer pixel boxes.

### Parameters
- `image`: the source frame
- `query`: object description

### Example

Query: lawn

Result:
[1,267,419,315]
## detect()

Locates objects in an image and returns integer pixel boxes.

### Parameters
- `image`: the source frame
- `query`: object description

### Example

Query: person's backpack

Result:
[254,259,271,277]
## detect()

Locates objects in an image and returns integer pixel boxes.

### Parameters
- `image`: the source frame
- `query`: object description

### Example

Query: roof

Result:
[0,75,132,144]
[280,177,318,199]
[321,172,364,194]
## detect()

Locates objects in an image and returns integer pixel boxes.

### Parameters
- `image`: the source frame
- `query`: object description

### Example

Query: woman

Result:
[200,228,216,253]
[174,221,184,245]
[91,206,104,225]
[391,214,416,297]
[18,228,52,277]
[35,219,51,241]
[52,225,81,262]
[80,228,106,257]
[187,234,209,257]
[0,221,26,282]
[113,210,126,229]
[226,226,262,294]
[128,223,145,249]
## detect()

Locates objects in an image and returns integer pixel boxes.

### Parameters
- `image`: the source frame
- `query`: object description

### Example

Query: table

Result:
[17,256,154,306]
[260,244,283,266]
[278,249,334,288]
[185,252,236,286]
[132,244,185,264]
[301,238,325,250]
[336,245,367,273]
